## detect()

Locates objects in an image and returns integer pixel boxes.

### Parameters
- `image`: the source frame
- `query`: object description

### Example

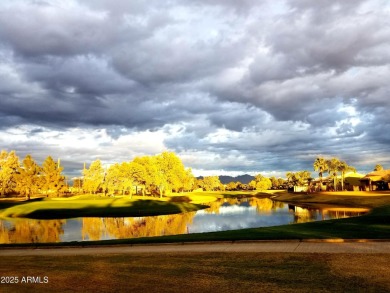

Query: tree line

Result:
[0,150,65,199]
[284,157,358,191]
[0,149,288,198]
[3,149,368,198]
[0,150,197,198]
[313,157,356,191]
[81,151,194,197]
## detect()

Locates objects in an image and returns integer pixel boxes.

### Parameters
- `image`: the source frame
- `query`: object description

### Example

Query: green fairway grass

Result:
[0,196,207,219]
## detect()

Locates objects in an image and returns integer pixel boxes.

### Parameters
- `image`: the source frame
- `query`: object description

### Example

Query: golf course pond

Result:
[0,197,369,244]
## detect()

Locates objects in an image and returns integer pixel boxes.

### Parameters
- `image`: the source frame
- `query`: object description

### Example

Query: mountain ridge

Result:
[197,174,255,184]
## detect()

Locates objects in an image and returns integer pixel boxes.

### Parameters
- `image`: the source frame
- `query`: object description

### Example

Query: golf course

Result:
[1,190,390,292]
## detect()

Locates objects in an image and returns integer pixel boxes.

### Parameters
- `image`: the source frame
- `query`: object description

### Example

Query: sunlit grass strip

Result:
[0,197,207,219]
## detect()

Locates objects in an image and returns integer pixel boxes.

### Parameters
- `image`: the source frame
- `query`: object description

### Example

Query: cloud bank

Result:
[0,0,389,177]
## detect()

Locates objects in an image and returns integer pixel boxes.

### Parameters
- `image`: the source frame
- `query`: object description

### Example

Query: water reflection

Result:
[288,204,370,223]
[0,219,64,243]
[0,198,370,244]
[81,213,195,241]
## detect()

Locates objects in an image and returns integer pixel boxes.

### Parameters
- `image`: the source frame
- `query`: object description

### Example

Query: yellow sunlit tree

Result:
[132,155,162,196]
[14,154,42,200]
[83,159,104,194]
[327,158,341,191]
[0,150,20,197]
[313,157,328,186]
[249,174,272,191]
[338,160,356,191]
[198,176,222,191]
[41,156,66,197]
[155,152,188,196]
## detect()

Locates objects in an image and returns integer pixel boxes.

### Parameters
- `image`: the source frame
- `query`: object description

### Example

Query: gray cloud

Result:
[0,0,389,176]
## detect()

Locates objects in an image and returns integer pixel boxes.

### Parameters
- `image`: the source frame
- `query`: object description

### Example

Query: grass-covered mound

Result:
[0,195,207,219]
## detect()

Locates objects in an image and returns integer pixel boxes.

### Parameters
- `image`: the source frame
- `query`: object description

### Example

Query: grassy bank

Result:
[273,191,390,208]
[0,196,207,219]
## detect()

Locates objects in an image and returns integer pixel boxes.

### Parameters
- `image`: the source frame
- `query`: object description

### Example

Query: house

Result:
[344,172,365,191]
[311,177,331,192]
[311,172,365,192]
[360,170,390,191]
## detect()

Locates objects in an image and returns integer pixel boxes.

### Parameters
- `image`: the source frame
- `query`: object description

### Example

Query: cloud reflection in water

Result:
[188,204,292,233]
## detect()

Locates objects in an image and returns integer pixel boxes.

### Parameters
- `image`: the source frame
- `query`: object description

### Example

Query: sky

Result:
[1,0,390,178]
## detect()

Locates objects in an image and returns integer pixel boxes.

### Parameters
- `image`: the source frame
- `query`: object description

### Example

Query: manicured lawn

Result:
[274,190,390,208]
[1,253,389,292]
[0,196,207,219]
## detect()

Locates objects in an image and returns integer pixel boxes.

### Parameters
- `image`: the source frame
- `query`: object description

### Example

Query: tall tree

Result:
[277,178,286,188]
[83,160,104,194]
[327,157,341,191]
[269,176,278,189]
[295,171,312,187]
[155,152,188,196]
[120,161,146,198]
[73,178,83,193]
[199,176,222,191]
[182,168,195,192]
[338,161,356,191]
[15,155,41,200]
[132,156,160,196]
[104,163,121,196]
[0,150,20,196]
[374,164,384,171]
[286,172,294,187]
[285,171,311,189]
[313,157,328,187]
[41,156,65,197]
[249,174,272,191]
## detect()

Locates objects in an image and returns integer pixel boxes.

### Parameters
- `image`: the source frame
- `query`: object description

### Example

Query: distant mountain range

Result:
[197,174,255,184]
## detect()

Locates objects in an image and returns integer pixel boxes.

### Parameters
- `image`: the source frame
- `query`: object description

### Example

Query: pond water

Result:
[0,198,369,244]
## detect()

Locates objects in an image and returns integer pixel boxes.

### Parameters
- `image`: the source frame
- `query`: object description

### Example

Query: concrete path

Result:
[1,241,389,256]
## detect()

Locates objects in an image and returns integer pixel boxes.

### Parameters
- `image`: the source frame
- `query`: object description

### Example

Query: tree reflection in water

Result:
[204,197,285,214]
[0,198,370,244]
[82,212,196,241]
[248,197,285,212]
[288,204,369,223]
[0,219,64,243]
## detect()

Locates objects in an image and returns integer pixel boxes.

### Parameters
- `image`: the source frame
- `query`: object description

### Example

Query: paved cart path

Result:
[1,241,389,256]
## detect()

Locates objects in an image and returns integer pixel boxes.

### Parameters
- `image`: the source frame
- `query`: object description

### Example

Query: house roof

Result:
[344,172,365,178]
[343,172,364,186]
[361,169,390,182]
[313,172,364,182]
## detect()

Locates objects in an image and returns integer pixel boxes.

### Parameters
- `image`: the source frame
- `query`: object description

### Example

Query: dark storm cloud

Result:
[0,0,389,174]
[0,2,117,57]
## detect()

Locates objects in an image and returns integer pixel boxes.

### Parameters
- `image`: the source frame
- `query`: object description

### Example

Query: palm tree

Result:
[327,158,340,191]
[338,161,356,191]
[313,157,328,191]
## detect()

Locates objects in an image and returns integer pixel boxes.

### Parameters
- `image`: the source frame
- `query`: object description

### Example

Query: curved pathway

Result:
[1,240,389,256]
